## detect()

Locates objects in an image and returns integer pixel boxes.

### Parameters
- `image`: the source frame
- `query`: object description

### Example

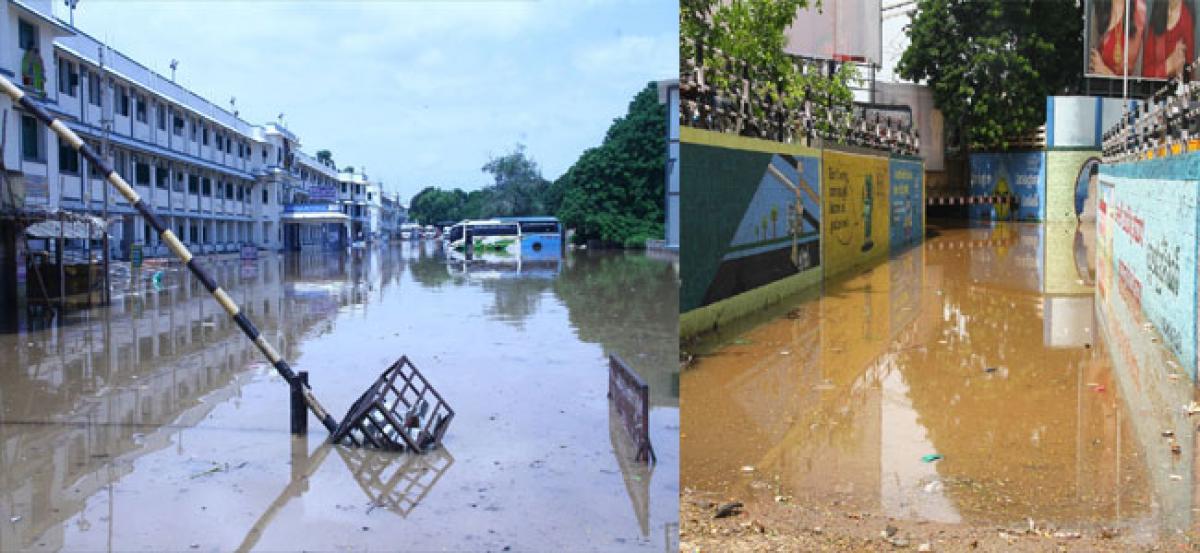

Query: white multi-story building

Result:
[0,0,368,260]
[337,169,381,243]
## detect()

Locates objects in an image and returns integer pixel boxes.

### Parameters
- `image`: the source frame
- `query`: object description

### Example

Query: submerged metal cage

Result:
[332,356,455,451]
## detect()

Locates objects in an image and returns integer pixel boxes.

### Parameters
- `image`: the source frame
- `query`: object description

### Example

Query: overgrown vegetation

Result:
[681,0,859,135]
[898,0,1083,150]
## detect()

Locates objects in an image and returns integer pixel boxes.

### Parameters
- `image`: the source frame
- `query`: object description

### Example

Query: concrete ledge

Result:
[680,266,821,341]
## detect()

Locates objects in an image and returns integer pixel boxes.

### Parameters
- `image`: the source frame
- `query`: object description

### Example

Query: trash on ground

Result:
[714,502,743,518]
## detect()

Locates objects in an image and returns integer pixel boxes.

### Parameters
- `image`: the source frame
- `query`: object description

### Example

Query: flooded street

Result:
[682,222,1195,545]
[0,244,678,552]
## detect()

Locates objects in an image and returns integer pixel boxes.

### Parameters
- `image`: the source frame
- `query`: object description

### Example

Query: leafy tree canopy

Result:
[898,0,1083,150]
[681,0,858,132]
[556,82,666,248]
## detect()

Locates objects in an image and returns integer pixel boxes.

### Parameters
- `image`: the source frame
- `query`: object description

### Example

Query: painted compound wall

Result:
[823,149,891,279]
[889,157,924,254]
[680,128,822,313]
[1045,150,1101,222]
[969,152,1045,221]
[1099,154,1200,379]
[680,127,925,327]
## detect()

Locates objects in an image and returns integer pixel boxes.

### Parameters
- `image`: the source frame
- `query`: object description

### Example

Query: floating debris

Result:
[1170,474,1184,481]
[9,515,21,523]
[983,367,997,373]
[740,465,755,473]
[1163,430,1175,437]
[921,454,943,463]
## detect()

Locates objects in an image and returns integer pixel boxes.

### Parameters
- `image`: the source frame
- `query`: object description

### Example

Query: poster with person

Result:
[1087,0,1198,79]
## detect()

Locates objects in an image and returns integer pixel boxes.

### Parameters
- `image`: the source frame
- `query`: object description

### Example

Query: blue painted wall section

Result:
[889,157,924,253]
[969,152,1046,221]
[724,153,822,269]
[1099,153,1200,379]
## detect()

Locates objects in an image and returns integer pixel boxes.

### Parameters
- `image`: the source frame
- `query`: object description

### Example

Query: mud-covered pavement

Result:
[0,243,679,551]
[681,222,1199,550]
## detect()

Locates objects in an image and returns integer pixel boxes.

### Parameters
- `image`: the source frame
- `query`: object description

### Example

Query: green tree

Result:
[409,186,468,224]
[557,82,666,248]
[481,144,550,217]
[898,0,1083,150]
[315,149,335,169]
[681,0,858,134]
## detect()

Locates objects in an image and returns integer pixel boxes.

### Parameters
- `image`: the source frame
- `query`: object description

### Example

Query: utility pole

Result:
[99,44,111,306]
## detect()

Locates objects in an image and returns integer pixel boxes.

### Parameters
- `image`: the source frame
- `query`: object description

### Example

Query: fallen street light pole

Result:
[0,73,453,451]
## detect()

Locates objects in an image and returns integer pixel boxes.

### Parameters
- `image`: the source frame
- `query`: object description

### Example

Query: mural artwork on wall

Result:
[970,152,1046,221]
[679,130,822,312]
[823,150,890,279]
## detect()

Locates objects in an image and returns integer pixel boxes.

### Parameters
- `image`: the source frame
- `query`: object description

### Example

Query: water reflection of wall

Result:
[0,253,361,551]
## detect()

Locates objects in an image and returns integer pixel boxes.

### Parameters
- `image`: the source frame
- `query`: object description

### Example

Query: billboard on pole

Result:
[783,0,882,64]
[1085,0,1198,80]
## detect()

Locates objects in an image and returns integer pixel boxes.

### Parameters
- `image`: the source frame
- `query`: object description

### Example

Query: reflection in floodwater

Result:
[682,222,1190,540]
[0,242,678,551]
[237,438,455,552]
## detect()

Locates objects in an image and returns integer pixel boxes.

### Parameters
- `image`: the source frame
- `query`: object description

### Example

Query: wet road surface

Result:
[0,243,678,551]
[682,222,1194,543]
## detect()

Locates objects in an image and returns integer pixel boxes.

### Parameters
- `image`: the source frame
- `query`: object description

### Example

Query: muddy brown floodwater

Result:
[682,222,1200,550]
[0,243,679,551]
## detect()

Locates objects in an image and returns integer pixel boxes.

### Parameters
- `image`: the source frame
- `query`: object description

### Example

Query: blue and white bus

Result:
[496,216,562,259]
[446,216,562,257]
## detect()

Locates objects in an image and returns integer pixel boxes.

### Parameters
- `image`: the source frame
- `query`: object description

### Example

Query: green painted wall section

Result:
[1045,149,1100,222]
[679,142,773,312]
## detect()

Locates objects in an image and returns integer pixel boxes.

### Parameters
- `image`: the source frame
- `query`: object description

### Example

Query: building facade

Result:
[1,0,383,260]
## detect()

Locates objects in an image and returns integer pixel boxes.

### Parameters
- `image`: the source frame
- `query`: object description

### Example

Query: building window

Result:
[188,174,198,195]
[117,86,130,116]
[87,70,101,106]
[262,188,268,204]
[173,114,184,136]
[215,133,223,150]
[156,165,168,189]
[224,181,233,199]
[114,150,127,178]
[202,177,212,196]
[157,103,167,130]
[135,162,151,186]
[202,126,209,146]
[58,138,79,174]
[21,115,43,161]
[236,185,244,201]
[173,171,184,192]
[57,58,77,96]
[136,95,147,123]
[18,19,37,51]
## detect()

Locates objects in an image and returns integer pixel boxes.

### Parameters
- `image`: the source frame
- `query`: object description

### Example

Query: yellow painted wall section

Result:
[822,150,890,279]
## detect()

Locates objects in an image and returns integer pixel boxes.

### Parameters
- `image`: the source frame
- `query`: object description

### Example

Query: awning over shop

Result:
[280,211,350,225]
[24,215,109,239]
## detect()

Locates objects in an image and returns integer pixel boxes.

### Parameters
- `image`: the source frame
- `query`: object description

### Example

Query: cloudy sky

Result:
[57,1,677,204]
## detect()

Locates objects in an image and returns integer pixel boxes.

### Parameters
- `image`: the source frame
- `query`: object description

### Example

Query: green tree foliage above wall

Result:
[898,0,1083,151]
[681,0,859,134]
[556,82,667,248]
